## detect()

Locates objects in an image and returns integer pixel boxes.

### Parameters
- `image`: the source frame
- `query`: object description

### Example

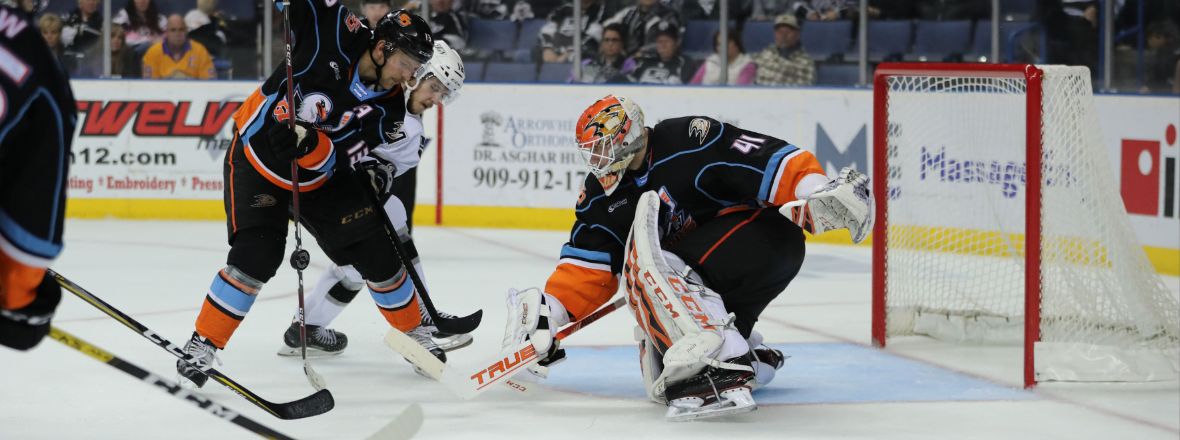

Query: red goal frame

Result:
[870,63,1045,388]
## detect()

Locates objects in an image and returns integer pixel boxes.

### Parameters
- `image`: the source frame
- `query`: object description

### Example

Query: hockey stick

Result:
[280,0,327,392]
[47,326,297,439]
[48,269,334,420]
[356,174,481,336]
[439,295,627,399]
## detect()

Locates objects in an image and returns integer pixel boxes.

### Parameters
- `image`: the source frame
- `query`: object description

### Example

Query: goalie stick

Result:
[47,326,297,440]
[438,296,628,399]
[48,269,335,420]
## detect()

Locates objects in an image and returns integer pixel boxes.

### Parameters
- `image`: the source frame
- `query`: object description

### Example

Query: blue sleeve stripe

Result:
[651,123,726,170]
[758,144,798,202]
[335,7,351,65]
[696,162,762,206]
[371,278,415,309]
[0,207,62,259]
[560,244,611,265]
[209,274,257,317]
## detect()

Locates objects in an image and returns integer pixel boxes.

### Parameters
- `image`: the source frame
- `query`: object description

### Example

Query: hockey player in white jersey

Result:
[276,41,470,367]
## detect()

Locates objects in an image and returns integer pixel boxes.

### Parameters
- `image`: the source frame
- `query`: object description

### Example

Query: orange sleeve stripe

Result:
[0,251,44,310]
[770,151,825,206]
[544,263,618,321]
[296,131,334,170]
[242,143,328,192]
[231,89,267,134]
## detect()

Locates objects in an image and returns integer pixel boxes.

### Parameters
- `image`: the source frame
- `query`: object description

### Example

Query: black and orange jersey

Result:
[545,116,827,319]
[0,6,76,310]
[230,0,408,192]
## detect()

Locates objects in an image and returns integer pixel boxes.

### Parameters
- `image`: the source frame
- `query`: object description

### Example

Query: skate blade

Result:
[276,345,344,358]
[436,334,473,352]
[665,388,757,422]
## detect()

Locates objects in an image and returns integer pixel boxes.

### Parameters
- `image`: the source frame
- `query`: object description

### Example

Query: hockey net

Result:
[871,63,1179,387]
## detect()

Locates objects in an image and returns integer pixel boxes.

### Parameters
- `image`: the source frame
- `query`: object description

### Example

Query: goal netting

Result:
[872,63,1179,386]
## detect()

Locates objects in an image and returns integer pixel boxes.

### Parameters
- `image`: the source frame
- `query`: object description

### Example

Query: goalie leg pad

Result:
[625,191,750,401]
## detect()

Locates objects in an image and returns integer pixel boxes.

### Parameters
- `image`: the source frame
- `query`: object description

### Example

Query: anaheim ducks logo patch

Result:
[688,118,711,145]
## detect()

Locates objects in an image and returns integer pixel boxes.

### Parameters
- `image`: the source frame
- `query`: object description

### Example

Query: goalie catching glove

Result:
[501,287,570,377]
[781,167,873,243]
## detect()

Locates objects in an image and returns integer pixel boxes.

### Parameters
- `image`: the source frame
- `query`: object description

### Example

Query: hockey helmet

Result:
[575,95,646,196]
[417,41,465,105]
[373,10,434,64]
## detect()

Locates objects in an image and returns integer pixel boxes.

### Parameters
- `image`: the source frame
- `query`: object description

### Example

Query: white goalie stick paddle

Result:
[364,403,424,440]
[438,296,628,400]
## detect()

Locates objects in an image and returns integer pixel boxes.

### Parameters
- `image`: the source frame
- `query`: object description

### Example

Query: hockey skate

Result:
[425,310,473,352]
[663,354,758,421]
[404,325,446,377]
[277,322,348,357]
[176,332,220,388]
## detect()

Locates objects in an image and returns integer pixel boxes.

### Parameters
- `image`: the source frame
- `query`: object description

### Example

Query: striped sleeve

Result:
[756,145,828,206]
[544,244,619,321]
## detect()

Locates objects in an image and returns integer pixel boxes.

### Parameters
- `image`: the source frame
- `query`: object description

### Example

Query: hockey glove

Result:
[0,272,62,351]
[781,167,873,243]
[357,158,397,200]
[266,120,319,162]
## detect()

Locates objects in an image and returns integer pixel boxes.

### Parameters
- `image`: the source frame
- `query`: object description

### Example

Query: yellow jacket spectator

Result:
[142,14,215,79]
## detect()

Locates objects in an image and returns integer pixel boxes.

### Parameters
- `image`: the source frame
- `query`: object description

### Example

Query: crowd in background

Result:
[21,0,1180,93]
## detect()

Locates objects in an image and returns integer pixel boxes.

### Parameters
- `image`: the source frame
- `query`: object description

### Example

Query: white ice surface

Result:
[1,219,1177,439]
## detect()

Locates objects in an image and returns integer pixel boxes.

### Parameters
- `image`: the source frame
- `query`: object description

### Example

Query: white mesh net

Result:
[881,65,1180,382]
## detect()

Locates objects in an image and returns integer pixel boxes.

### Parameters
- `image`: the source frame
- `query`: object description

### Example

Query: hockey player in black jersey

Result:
[502,95,873,420]
[0,1,76,351]
[177,4,438,387]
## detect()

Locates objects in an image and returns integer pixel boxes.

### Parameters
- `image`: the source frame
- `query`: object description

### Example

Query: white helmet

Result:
[414,40,465,105]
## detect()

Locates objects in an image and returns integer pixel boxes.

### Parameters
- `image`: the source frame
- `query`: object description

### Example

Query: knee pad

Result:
[227,227,286,283]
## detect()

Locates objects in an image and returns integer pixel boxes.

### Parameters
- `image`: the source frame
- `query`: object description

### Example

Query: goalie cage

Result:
[870,63,1179,388]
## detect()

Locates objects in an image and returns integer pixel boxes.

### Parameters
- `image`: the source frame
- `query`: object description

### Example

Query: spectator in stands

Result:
[683,0,752,22]
[691,28,756,85]
[575,23,634,82]
[110,26,142,78]
[625,21,697,84]
[39,13,67,64]
[790,0,853,21]
[1143,19,1180,93]
[538,0,609,63]
[142,14,216,80]
[751,0,792,21]
[62,0,102,54]
[604,0,680,57]
[867,0,917,19]
[1039,0,1098,71]
[185,0,227,58]
[430,0,469,51]
[470,0,510,19]
[114,0,167,52]
[914,0,986,21]
[361,0,392,26]
[753,14,814,86]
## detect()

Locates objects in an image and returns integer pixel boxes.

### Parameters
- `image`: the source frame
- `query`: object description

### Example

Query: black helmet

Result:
[373,10,434,64]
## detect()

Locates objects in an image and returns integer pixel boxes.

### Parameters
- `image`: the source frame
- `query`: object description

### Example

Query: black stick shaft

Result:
[48,327,297,440]
[48,269,334,420]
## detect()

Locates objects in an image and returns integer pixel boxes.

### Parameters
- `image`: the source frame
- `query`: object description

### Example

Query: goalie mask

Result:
[575,95,646,196]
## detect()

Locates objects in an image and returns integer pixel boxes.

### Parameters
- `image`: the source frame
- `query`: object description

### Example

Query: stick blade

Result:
[365,404,424,440]
[433,309,482,335]
[304,361,328,391]
[271,388,335,420]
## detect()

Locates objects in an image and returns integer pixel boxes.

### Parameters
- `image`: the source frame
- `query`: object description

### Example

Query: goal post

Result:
[871,63,1179,388]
